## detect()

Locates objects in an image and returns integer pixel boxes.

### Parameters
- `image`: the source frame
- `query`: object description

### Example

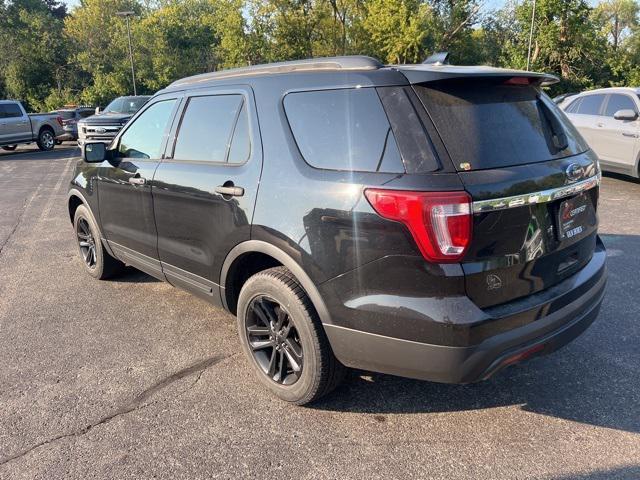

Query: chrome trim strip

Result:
[472,174,600,213]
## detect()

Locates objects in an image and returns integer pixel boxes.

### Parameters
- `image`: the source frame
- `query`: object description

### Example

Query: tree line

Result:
[1,0,639,111]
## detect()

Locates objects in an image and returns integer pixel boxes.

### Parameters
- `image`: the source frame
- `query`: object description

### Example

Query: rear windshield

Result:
[414,80,589,171]
[104,96,149,114]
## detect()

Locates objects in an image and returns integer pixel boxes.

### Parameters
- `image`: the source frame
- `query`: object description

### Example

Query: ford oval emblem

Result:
[566,163,584,183]
[96,127,107,134]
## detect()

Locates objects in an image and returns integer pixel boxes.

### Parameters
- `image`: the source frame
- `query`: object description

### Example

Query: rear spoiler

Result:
[394,65,559,87]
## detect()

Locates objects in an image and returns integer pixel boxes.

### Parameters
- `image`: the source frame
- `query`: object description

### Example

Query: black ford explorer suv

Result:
[68,56,606,405]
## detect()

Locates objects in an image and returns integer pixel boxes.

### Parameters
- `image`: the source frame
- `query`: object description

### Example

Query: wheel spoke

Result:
[283,343,301,372]
[277,349,286,381]
[78,241,91,247]
[247,325,270,336]
[284,338,303,362]
[267,347,278,378]
[275,306,286,331]
[252,299,272,327]
[249,339,275,351]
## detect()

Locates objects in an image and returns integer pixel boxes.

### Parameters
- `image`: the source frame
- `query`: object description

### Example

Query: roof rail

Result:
[169,56,384,87]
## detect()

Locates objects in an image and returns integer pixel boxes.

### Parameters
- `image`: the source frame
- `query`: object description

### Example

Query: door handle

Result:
[622,132,639,138]
[596,123,605,128]
[215,185,244,197]
[128,176,146,185]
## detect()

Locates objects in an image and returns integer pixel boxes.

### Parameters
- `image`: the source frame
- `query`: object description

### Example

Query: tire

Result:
[73,204,124,280]
[36,128,55,151]
[237,266,345,405]
[1,145,17,151]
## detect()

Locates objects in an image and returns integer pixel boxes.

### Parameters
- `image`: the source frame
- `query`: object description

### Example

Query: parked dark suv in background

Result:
[77,95,150,147]
[68,56,606,405]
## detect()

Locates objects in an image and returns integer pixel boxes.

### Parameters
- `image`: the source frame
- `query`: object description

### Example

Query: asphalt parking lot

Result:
[0,145,639,479]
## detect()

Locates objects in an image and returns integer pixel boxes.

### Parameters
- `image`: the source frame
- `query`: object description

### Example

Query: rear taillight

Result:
[365,189,472,263]
[503,76,535,86]
[56,116,63,127]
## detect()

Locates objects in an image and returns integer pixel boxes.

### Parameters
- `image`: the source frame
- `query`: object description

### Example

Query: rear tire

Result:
[36,128,55,151]
[237,267,345,405]
[73,205,124,280]
[1,145,17,151]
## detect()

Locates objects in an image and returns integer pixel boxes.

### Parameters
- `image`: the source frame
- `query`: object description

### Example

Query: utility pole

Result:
[116,11,137,95]
[526,0,537,71]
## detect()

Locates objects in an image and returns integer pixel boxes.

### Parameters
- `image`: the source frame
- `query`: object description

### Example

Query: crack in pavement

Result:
[0,353,236,467]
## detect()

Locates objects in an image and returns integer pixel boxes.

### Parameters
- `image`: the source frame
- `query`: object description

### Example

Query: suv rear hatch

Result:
[411,75,600,309]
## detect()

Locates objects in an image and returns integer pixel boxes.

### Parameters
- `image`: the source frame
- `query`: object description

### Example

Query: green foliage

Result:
[4,0,640,110]
[0,0,68,110]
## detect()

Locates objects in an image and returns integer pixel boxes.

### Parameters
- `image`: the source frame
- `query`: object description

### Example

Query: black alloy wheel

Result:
[245,295,304,385]
[76,217,97,269]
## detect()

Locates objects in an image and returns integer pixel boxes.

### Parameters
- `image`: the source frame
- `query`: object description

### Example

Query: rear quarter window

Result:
[284,88,404,173]
[414,80,589,171]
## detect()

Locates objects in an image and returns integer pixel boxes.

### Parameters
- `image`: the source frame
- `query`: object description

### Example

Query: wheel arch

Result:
[38,124,55,136]
[220,240,332,327]
[67,188,116,258]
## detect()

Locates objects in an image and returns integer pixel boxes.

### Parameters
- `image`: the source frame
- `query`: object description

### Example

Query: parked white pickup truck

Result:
[0,100,65,152]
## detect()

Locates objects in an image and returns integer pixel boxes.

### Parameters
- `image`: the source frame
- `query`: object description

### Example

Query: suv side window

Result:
[173,94,250,163]
[284,87,404,173]
[604,94,637,117]
[575,95,605,115]
[117,99,176,159]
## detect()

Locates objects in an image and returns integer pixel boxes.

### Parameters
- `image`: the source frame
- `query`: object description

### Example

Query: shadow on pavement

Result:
[110,266,162,283]
[0,145,78,160]
[312,234,640,435]
[553,465,640,480]
[602,171,640,185]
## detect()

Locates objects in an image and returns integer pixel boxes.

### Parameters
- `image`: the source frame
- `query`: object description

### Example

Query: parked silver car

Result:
[560,87,640,178]
[0,100,65,152]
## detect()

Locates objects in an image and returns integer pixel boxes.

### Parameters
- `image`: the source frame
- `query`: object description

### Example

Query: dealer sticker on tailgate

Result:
[558,193,591,240]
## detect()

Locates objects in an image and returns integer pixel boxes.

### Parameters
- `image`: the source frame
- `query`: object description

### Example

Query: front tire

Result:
[1,145,17,151]
[73,205,124,279]
[36,128,55,151]
[237,267,345,405]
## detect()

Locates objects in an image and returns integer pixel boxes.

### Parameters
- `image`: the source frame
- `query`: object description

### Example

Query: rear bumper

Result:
[324,239,607,383]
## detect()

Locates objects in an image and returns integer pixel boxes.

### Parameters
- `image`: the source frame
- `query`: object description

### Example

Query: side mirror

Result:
[95,106,101,115]
[614,109,638,121]
[84,142,107,163]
